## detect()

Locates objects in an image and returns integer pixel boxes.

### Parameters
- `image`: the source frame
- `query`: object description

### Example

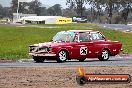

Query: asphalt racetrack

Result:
[100,24,132,32]
[0,55,132,67]
[0,23,132,67]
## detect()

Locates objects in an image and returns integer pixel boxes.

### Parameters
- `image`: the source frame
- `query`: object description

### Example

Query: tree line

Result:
[0,0,132,24]
[0,0,62,18]
[0,4,12,18]
[66,0,132,24]
[11,0,62,16]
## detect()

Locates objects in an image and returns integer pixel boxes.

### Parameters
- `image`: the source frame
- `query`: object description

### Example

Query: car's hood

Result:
[31,42,73,47]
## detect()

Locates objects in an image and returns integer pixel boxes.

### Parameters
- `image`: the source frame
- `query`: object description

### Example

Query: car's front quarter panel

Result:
[53,42,80,59]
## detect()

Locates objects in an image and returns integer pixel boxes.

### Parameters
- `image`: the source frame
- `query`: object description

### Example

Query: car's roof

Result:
[68,30,98,33]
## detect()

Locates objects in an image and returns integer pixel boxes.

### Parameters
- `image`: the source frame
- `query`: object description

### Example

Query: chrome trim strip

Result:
[29,53,56,56]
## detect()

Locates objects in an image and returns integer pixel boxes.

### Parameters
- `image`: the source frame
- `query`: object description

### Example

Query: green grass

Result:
[0,23,132,59]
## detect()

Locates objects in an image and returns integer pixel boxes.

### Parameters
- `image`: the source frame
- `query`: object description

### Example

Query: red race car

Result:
[29,30,122,63]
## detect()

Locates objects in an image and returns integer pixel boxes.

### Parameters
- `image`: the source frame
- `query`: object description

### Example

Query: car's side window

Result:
[90,32,104,40]
[79,33,90,42]
[74,34,79,42]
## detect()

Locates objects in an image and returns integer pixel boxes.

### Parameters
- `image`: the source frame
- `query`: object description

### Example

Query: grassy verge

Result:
[0,23,132,59]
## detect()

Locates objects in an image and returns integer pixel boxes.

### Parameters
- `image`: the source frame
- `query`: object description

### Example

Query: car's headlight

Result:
[29,46,38,52]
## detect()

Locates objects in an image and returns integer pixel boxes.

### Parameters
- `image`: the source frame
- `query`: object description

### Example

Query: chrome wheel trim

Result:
[102,50,109,60]
[59,51,67,61]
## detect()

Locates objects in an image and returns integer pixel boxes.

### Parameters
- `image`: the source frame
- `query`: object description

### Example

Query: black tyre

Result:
[33,56,45,63]
[98,49,109,61]
[76,75,87,86]
[56,50,68,63]
[78,58,86,62]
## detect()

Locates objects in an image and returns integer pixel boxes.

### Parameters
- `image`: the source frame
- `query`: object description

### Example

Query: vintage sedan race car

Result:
[29,30,122,63]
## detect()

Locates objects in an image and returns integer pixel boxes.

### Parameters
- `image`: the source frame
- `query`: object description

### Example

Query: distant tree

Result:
[39,7,47,16]
[11,0,42,15]
[105,0,113,24]
[0,4,3,18]
[11,0,26,13]
[65,0,132,24]
[89,0,132,24]
[66,0,89,16]
[47,4,62,16]
[47,7,56,16]
[120,0,132,24]
[11,0,18,13]
[62,8,77,17]
[53,4,62,15]
[0,4,12,18]
[89,0,113,23]
[28,0,42,15]
[2,7,12,18]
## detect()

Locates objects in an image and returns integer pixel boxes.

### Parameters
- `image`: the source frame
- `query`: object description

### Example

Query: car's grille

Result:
[29,47,51,53]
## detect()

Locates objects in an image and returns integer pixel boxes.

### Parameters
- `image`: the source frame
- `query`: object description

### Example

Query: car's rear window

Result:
[90,32,104,40]
[79,32,90,42]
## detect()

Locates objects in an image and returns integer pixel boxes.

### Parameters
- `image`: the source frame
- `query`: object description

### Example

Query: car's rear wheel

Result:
[78,58,86,62]
[56,50,68,63]
[33,56,45,63]
[98,49,109,61]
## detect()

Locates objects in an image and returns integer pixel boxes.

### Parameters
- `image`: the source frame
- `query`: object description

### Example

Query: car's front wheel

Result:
[98,49,109,61]
[56,50,68,63]
[33,56,45,63]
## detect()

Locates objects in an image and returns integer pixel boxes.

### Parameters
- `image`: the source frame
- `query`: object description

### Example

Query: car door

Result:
[68,33,81,59]
[78,32,94,58]
[89,32,106,57]
[70,32,94,59]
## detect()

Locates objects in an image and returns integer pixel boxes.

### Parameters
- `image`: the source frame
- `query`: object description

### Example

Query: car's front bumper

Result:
[29,53,56,57]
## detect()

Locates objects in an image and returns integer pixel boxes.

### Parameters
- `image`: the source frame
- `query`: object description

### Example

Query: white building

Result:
[19,16,72,24]
[13,13,37,23]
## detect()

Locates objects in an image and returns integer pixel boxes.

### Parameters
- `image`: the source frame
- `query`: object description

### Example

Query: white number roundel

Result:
[80,47,87,55]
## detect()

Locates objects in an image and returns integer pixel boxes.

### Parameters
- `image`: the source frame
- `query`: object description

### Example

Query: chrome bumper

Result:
[29,53,56,56]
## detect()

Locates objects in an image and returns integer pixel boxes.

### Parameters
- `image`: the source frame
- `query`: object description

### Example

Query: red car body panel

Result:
[29,30,122,60]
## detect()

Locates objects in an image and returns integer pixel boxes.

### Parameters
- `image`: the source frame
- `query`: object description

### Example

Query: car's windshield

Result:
[52,31,75,42]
